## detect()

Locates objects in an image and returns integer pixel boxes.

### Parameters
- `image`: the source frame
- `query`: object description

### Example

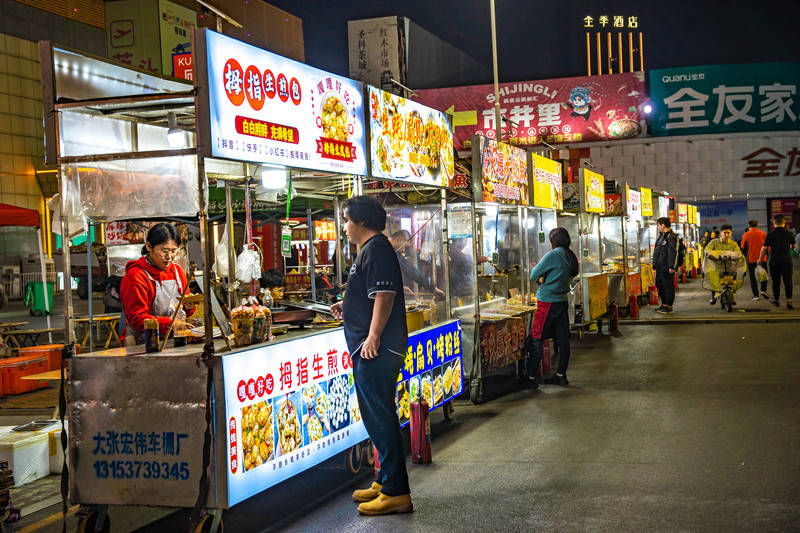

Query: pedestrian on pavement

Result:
[740,220,769,300]
[701,230,711,247]
[526,227,579,387]
[652,217,680,314]
[759,214,794,309]
[704,225,746,305]
[330,195,413,516]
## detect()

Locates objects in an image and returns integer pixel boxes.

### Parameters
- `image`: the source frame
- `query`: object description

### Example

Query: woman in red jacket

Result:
[120,223,194,345]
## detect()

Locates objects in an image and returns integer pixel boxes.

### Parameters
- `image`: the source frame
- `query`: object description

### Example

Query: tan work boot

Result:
[352,481,382,503]
[357,492,413,515]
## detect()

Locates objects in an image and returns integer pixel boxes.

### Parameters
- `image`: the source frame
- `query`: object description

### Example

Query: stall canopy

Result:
[0,203,40,227]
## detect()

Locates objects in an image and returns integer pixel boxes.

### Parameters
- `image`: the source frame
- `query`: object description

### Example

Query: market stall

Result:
[453,135,537,404]
[638,187,656,297]
[558,167,608,336]
[600,182,639,311]
[42,30,466,532]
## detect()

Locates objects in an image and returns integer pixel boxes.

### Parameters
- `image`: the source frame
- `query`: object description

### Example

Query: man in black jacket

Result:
[652,217,680,314]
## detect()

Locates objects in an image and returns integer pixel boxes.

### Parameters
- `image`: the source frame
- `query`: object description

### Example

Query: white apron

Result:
[124,271,183,346]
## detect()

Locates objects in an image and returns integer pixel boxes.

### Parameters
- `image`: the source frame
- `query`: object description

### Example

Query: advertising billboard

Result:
[201,29,367,175]
[626,184,642,221]
[580,168,605,214]
[472,135,529,205]
[650,62,800,136]
[367,86,455,186]
[531,154,563,210]
[640,187,653,217]
[414,72,646,150]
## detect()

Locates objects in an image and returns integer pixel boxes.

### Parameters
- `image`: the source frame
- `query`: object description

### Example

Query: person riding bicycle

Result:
[702,224,746,307]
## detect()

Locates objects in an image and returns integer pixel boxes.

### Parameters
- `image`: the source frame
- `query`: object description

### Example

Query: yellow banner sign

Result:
[582,168,605,213]
[532,154,562,210]
[640,187,653,216]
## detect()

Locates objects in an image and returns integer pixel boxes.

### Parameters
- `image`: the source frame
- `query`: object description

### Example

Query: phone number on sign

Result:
[93,460,190,481]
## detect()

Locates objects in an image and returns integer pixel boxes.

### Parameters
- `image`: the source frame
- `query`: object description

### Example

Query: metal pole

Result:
[36,227,53,343]
[225,181,236,309]
[441,189,451,319]
[522,208,529,302]
[87,222,93,353]
[59,175,75,345]
[489,0,502,141]
[333,196,343,288]
[197,159,214,352]
[307,207,316,302]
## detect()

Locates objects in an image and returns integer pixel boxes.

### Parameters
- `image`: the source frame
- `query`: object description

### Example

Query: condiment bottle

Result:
[144,318,160,353]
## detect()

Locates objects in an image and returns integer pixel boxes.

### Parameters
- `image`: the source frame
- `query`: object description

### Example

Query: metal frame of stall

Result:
[38,31,381,532]
[558,166,609,339]
[600,181,642,312]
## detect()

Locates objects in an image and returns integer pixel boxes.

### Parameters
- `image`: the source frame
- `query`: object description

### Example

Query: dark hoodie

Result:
[120,256,193,338]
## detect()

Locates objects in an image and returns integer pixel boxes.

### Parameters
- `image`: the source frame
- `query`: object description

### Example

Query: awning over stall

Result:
[0,203,40,227]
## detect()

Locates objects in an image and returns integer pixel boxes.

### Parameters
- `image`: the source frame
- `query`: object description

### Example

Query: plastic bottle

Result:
[173,309,187,347]
[144,319,160,353]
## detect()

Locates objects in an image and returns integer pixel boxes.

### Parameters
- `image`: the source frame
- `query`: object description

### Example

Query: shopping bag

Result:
[755,264,768,283]
[236,243,262,283]
[212,223,230,278]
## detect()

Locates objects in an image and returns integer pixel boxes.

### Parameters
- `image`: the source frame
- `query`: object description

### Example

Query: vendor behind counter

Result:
[120,223,195,346]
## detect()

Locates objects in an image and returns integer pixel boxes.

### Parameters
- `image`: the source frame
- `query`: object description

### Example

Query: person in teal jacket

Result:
[527,227,579,387]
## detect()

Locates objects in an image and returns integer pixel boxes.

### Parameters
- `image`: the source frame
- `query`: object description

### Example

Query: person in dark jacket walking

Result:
[526,227,579,387]
[652,217,680,314]
[759,214,794,309]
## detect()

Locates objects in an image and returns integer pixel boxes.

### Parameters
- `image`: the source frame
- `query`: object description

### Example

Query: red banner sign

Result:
[316,138,357,162]
[235,116,300,144]
[414,72,646,150]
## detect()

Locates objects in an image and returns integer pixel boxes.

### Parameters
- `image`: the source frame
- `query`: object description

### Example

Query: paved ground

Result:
[9,319,799,532]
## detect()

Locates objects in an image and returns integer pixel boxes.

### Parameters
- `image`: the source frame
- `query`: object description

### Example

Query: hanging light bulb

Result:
[167,111,183,148]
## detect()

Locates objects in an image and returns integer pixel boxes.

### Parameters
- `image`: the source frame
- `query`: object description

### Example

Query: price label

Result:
[280,226,292,258]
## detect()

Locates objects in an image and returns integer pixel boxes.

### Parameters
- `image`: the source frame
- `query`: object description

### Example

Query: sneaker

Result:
[752,297,761,301]
[661,307,674,314]
[543,373,569,386]
[760,291,769,299]
[353,482,382,503]
[357,492,413,515]
[709,297,717,305]
[771,299,780,307]
[788,300,794,310]
[654,306,666,313]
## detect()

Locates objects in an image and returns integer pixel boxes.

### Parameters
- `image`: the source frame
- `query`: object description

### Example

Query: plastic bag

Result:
[236,243,262,283]
[213,223,230,278]
[755,264,768,283]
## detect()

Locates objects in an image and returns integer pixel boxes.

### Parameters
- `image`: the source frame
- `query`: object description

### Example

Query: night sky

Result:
[265,0,800,84]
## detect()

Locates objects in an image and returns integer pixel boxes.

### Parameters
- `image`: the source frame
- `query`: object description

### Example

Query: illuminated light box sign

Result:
[202,29,367,175]
[472,135,529,205]
[640,187,653,217]
[658,195,670,219]
[580,168,605,214]
[531,153,563,210]
[626,184,642,221]
[222,329,368,506]
[396,320,463,427]
[367,86,455,187]
[677,203,688,223]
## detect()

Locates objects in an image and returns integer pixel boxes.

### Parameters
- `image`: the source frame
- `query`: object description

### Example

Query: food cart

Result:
[363,84,462,422]
[451,135,536,404]
[42,30,466,532]
[558,167,608,338]
[600,182,641,312]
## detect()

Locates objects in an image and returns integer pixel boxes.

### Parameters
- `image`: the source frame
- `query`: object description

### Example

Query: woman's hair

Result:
[341,195,386,231]
[549,227,579,278]
[141,222,180,255]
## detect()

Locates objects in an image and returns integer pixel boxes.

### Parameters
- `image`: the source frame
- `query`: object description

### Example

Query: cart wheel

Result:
[442,401,454,421]
[347,442,364,473]
[192,514,224,533]
[363,441,375,467]
[469,379,483,405]
[76,511,110,533]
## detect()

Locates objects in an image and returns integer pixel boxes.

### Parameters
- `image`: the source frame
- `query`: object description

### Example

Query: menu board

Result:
[314,220,335,241]
[222,329,368,506]
[473,135,529,205]
[689,205,698,225]
[658,195,670,219]
[626,184,642,221]
[201,29,367,175]
[580,168,605,214]
[640,187,653,217]
[604,193,623,216]
[531,153,563,210]
[397,320,463,428]
[367,86,454,187]
[677,203,688,223]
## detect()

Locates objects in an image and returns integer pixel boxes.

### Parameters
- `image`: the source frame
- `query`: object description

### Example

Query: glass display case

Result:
[384,203,447,329]
[477,204,524,301]
[560,212,606,325]
[600,216,628,305]
[525,207,558,303]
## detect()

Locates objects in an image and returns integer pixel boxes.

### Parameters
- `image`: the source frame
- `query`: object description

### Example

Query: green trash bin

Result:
[24,281,55,317]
